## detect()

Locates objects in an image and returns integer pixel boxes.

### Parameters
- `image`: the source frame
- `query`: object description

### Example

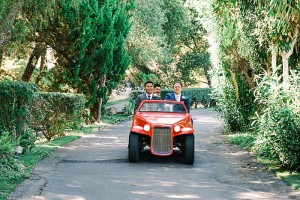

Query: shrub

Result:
[18,131,36,153]
[212,68,257,132]
[30,92,85,141]
[254,72,300,171]
[0,80,38,138]
[0,132,18,170]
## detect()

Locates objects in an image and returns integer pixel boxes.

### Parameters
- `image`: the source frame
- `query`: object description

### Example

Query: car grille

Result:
[151,127,172,155]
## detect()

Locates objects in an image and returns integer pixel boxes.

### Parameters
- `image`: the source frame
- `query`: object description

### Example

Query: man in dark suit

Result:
[134,81,161,112]
[165,81,190,113]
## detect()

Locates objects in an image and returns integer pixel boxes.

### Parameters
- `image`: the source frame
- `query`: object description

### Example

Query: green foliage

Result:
[255,0,300,52]
[0,132,18,170]
[0,80,38,137]
[212,68,258,132]
[162,0,189,53]
[127,0,171,68]
[182,88,212,108]
[176,51,211,86]
[130,73,161,89]
[18,131,36,153]
[0,132,26,199]
[126,0,211,89]
[254,72,300,170]
[227,133,256,151]
[0,0,24,48]
[30,92,85,141]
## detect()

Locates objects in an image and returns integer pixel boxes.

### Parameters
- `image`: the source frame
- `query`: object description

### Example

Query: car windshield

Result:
[139,102,186,113]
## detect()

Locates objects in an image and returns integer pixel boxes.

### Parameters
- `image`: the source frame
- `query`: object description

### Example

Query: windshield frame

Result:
[138,100,187,114]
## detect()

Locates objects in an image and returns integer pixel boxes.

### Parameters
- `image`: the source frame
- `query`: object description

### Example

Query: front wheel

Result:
[128,133,139,163]
[184,134,194,165]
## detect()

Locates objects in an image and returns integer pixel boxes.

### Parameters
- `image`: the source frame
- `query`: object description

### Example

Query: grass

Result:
[226,133,256,151]
[0,113,131,200]
[226,132,300,191]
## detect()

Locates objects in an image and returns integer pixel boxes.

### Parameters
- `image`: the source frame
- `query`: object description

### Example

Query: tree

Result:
[16,0,133,121]
[176,51,211,86]
[126,0,171,76]
[174,5,211,87]
[255,0,300,89]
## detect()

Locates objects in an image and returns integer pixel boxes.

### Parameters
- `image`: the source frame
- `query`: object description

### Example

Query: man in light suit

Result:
[134,81,161,112]
[165,81,190,113]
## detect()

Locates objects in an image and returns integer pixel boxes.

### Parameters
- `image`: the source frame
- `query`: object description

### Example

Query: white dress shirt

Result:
[146,94,152,100]
[175,94,181,101]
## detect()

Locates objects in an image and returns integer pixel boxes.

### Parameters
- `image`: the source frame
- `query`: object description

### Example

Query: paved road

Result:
[9,109,300,200]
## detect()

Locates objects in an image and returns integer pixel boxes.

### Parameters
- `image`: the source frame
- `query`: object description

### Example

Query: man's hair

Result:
[144,81,154,87]
[154,83,161,88]
[173,81,183,87]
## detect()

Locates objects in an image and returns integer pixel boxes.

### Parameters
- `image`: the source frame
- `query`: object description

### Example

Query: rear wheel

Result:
[184,134,194,165]
[128,133,139,163]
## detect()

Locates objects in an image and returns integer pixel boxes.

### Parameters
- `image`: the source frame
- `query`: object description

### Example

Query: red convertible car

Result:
[128,100,194,164]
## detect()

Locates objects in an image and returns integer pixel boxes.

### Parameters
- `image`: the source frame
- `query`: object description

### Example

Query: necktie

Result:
[147,95,151,100]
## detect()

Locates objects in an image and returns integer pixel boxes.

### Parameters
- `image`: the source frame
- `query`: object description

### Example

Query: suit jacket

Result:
[165,93,190,113]
[134,93,161,112]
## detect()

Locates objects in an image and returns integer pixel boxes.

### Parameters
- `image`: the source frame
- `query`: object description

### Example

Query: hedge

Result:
[0,81,86,141]
[30,92,85,141]
[0,80,38,137]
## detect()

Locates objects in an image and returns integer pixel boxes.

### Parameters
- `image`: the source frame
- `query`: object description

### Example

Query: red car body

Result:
[128,100,195,164]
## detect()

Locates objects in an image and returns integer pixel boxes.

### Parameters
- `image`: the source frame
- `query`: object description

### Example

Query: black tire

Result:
[128,133,139,163]
[184,134,194,165]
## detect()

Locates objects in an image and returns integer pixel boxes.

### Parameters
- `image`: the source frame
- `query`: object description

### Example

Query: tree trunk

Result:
[0,50,3,68]
[229,69,239,100]
[21,44,45,82]
[281,27,298,90]
[204,70,212,87]
[281,52,289,90]
[240,68,255,91]
[35,49,46,84]
[91,101,101,122]
[237,58,256,91]
[90,74,107,122]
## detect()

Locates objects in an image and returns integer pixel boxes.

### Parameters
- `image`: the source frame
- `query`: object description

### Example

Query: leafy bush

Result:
[30,92,85,141]
[212,68,257,132]
[19,131,36,153]
[0,132,18,170]
[0,80,38,138]
[254,72,300,170]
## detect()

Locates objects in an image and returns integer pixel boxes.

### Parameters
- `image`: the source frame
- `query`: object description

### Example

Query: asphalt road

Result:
[9,109,300,200]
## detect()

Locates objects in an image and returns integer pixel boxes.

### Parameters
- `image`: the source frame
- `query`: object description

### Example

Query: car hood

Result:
[137,113,188,125]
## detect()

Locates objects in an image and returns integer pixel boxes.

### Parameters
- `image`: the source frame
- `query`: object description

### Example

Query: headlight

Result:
[144,124,150,131]
[174,125,181,132]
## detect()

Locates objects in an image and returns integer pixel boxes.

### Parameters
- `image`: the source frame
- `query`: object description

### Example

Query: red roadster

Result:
[128,100,194,164]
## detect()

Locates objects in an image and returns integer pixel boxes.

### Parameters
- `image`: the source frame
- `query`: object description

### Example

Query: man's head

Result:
[153,83,161,95]
[144,81,154,95]
[173,81,183,95]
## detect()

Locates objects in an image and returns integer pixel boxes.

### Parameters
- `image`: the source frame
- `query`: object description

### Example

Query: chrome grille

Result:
[151,127,172,155]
